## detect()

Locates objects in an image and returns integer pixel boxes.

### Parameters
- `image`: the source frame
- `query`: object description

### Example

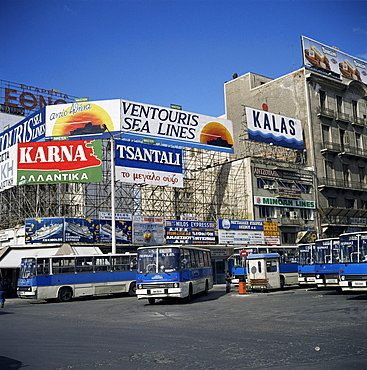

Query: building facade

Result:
[225,67,367,238]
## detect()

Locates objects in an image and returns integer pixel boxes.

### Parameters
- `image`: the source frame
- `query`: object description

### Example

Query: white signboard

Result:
[254,196,316,209]
[246,107,304,150]
[0,144,17,192]
[218,229,265,245]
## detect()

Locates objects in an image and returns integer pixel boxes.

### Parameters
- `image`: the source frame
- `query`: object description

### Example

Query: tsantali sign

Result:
[17,139,102,184]
[0,80,77,116]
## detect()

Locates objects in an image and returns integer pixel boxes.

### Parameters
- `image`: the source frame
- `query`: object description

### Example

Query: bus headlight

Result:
[138,284,143,289]
[340,276,345,281]
[173,282,179,288]
[316,274,320,279]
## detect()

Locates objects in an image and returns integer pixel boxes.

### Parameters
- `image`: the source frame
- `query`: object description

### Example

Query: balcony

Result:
[320,141,341,154]
[318,177,367,191]
[278,217,301,226]
[317,107,335,120]
[351,116,367,128]
[320,142,367,159]
[336,112,350,123]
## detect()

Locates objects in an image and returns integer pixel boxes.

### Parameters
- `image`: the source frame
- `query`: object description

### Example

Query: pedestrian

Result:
[0,277,11,308]
[225,270,233,293]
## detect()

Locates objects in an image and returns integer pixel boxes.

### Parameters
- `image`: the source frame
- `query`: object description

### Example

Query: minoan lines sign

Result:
[246,107,304,150]
[121,100,234,153]
[114,140,183,187]
[17,139,102,185]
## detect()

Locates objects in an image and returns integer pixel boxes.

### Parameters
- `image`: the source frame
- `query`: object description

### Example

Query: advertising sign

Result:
[114,140,183,187]
[218,219,265,245]
[165,220,216,244]
[0,80,76,116]
[254,196,316,209]
[121,99,234,153]
[65,218,99,243]
[132,216,164,245]
[0,144,17,192]
[246,107,304,150]
[99,220,132,244]
[17,139,102,185]
[0,109,45,152]
[25,218,64,243]
[302,36,367,84]
[45,100,121,139]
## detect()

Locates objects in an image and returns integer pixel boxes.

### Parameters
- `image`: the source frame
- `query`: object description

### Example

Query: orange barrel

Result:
[238,281,246,294]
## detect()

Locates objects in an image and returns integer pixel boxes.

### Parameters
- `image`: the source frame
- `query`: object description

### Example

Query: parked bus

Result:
[314,238,341,290]
[136,245,213,304]
[17,253,137,302]
[339,231,367,293]
[230,246,298,286]
[297,243,316,287]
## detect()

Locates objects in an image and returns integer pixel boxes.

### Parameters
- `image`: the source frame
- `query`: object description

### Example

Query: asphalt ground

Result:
[1,284,367,369]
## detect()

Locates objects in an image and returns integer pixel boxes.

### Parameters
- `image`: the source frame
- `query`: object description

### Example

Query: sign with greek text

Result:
[0,144,17,192]
[218,219,265,245]
[17,139,102,185]
[165,220,216,244]
[114,139,183,187]
[246,107,304,150]
[132,216,164,245]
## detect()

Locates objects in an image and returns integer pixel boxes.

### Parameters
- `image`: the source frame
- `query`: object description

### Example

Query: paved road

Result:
[1,285,367,369]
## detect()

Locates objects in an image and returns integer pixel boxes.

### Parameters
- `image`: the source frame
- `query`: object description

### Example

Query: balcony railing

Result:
[320,142,367,159]
[318,177,367,191]
[336,112,350,123]
[317,107,335,119]
[351,116,367,127]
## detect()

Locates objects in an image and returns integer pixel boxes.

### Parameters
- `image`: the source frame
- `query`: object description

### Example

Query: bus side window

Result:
[36,258,50,276]
[181,249,191,269]
[94,256,111,272]
[76,257,93,273]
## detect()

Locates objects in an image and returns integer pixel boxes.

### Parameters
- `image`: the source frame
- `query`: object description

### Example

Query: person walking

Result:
[0,277,11,308]
[225,270,233,293]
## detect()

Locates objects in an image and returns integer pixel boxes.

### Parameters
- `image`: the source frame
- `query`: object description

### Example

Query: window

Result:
[328,197,336,207]
[76,257,93,273]
[111,255,134,271]
[359,167,365,183]
[339,129,345,149]
[52,257,75,274]
[322,125,330,143]
[300,209,313,220]
[356,133,362,150]
[352,100,358,120]
[343,164,350,184]
[282,232,296,244]
[36,258,50,276]
[257,178,272,188]
[259,206,275,218]
[345,199,355,209]
[93,256,110,272]
[320,90,326,110]
[266,260,277,273]
[325,160,334,179]
[336,96,343,114]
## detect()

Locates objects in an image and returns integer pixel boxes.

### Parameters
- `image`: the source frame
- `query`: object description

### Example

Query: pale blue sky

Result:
[1,0,367,117]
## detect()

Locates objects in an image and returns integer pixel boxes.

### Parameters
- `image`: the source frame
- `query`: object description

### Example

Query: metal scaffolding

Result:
[0,140,249,229]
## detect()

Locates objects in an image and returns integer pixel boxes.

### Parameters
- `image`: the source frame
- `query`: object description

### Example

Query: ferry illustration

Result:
[100,224,129,241]
[65,221,94,240]
[33,223,63,240]
[69,122,106,135]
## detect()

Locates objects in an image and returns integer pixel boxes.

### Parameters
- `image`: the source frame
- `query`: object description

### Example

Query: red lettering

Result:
[19,92,37,110]
[4,88,18,107]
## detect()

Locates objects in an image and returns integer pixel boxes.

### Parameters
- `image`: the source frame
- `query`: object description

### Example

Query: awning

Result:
[0,248,60,268]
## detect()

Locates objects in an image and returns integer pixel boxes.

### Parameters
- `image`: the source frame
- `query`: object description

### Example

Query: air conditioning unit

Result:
[269,185,277,190]
[263,185,270,189]
[290,211,298,219]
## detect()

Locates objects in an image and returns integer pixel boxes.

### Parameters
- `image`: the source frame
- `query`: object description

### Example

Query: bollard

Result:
[238,281,246,294]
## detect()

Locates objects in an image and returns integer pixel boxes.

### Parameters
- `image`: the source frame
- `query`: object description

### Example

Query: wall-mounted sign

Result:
[165,220,215,244]
[246,107,304,150]
[254,196,316,209]
[218,219,265,245]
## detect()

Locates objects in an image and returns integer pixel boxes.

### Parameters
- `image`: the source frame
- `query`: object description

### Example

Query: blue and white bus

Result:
[297,243,316,287]
[136,245,213,304]
[230,246,299,287]
[17,253,137,302]
[314,238,341,290]
[339,231,367,293]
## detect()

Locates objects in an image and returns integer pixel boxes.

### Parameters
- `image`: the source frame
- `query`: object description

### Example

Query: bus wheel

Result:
[128,282,136,296]
[58,287,72,302]
[185,285,193,303]
[148,298,155,305]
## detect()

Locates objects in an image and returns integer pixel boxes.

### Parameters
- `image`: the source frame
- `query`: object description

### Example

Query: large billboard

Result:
[121,99,234,152]
[45,100,120,139]
[302,36,367,84]
[246,107,304,150]
[218,219,265,245]
[165,220,216,244]
[17,139,103,185]
[114,139,183,187]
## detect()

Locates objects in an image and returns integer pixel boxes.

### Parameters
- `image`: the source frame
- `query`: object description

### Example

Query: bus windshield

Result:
[298,245,314,265]
[138,247,180,274]
[19,258,36,279]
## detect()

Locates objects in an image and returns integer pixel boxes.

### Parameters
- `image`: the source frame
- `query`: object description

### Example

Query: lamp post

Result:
[103,125,139,254]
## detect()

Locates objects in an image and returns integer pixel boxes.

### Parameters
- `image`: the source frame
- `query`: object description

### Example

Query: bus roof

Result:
[246,253,280,260]
[137,245,211,252]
